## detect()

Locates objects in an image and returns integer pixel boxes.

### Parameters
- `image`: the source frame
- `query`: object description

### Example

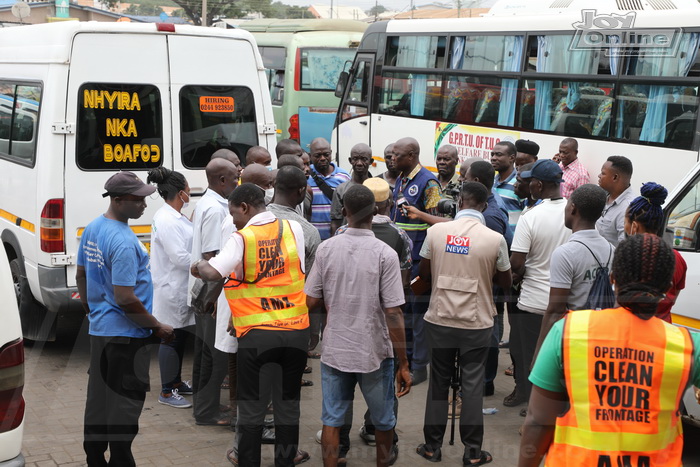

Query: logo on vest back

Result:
[445,235,470,255]
[407,184,419,197]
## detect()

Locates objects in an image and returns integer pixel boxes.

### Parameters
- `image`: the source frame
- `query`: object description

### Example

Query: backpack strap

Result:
[570,240,605,269]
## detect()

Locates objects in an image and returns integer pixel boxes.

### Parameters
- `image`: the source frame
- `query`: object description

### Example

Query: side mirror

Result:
[335,71,348,99]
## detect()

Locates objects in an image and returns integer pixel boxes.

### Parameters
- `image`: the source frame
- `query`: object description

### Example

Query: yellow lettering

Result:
[84,90,94,108]
[120,92,130,110]
[103,144,113,162]
[105,91,118,110]
[106,118,117,137]
[131,93,141,111]
[126,119,137,137]
[114,144,123,162]
[123,144,133,162]
[150,145,160,163]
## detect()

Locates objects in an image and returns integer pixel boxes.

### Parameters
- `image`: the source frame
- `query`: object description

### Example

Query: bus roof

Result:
[0,21,258,64]
[238,19,367,34]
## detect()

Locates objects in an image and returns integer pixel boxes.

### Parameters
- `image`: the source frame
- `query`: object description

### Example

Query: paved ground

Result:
[20,320,700,466]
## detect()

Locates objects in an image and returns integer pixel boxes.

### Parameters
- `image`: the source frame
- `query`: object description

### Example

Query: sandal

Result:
[504,366,514,377]
[416,443,442,462]
[196,414,231,426]
[226,448,239,466]
[308,351,322,359]
[464,450,492,466]
[304,365,312,374]
[301,379,314,387]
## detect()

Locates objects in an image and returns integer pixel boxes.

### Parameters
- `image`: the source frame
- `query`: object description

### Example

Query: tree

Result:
[368,4,386,16]
[102,0,240,25]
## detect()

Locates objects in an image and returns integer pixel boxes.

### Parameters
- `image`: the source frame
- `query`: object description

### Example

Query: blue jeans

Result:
[321,358,396,431]
[159,326,193,393]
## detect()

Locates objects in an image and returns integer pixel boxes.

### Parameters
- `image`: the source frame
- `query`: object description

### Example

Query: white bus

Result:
[0,22,277,340]
[331,0,700,192]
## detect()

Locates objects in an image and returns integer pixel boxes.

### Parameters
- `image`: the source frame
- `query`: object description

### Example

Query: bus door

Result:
[64,32,171,287]
[335,53,373,162]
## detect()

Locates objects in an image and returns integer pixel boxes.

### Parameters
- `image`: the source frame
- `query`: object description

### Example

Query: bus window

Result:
[300,48,357,91]
[443,76,520,127]
[77,83,162,171]
[180,85,258,169]
[667,177,700,251]
[379,72,443,119]
[259,46,286,105]
[0,83,40,167]
[386,35,446,69]
[527,35,610,75]
[450,35,524,72]
[520,80,615,138]
[341,59,370,121]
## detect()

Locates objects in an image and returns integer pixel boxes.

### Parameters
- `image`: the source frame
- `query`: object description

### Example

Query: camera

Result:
[437,198,457,218]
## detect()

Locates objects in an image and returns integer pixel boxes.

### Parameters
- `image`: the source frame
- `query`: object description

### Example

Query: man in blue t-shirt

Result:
[77,171,174,467]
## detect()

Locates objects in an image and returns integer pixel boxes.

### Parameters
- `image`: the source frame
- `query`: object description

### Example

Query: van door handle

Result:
[360,121,367,126]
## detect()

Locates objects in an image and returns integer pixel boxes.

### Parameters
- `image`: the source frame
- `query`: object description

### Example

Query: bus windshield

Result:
[300,48,357,91]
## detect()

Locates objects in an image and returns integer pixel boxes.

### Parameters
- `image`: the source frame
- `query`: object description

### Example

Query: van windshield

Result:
[180,85,258,169]
[77,83,163,171]
[300,48,356,91]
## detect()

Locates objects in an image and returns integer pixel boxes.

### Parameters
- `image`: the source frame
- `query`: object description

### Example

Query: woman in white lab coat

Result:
[147,167,194,409]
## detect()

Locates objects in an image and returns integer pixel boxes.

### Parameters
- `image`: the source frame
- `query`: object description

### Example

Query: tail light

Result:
[0,339,24,433]
[40,198,64,253]
[288,114,300,141]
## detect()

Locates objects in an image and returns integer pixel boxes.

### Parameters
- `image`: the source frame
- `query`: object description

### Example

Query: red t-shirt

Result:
[656,249,687,323]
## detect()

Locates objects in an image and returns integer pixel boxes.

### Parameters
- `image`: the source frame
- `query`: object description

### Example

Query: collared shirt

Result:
[151,203,194,329]
[330,175,371,224]
[267,203,321,272]
[595,185,635,247]
[188,188,229,304]
[398,164,441,215]
[336,214,413,271]
[494,169,524,229]
[305,228,405,373]
[560,158,590,199]
[209,211,306,279]
[308,163,350,240]
[455,208,485,224]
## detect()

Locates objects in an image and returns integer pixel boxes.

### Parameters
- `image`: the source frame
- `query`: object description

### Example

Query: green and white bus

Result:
[239,19,366,151]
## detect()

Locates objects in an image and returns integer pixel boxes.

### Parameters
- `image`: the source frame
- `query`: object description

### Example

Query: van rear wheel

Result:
[9,258,56,341]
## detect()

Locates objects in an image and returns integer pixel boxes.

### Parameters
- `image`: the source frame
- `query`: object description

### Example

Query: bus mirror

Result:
[335,71,348,98]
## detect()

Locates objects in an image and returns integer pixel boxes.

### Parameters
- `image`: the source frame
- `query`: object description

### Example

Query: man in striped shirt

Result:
[492,141,524,231]
[307,137,350,240]
[557,137,590,198]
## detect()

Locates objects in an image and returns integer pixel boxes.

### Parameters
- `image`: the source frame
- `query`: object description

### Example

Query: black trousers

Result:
[84,335,152,467]
[237,328,309,467]
[509,305,544,401]
[193,312,228,421]
[423,322,491,459]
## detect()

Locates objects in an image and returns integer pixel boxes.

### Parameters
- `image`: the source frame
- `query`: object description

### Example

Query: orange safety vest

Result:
[545,307,693,467]
[224,219,308,338]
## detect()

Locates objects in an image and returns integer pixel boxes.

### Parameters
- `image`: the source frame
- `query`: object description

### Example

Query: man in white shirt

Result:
[190,158,239,426]
[507,160,572,412]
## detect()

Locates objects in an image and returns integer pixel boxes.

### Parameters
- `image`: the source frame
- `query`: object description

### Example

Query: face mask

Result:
[265,187,275,201]
[266,165,273,171]
[180,191,190,210]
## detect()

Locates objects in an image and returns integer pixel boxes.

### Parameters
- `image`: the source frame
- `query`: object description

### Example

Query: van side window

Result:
[180,85,258,169]
[77,83,163,171]
[0,82,41,167]
[259,46,286,105]
[667,178,700,251]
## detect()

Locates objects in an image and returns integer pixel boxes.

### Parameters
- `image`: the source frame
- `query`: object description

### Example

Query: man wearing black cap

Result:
[506,160,572,413]
[77,171,175,467]
[514,139,539,173]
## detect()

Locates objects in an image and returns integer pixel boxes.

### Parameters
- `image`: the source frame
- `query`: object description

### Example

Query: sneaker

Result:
[315,429,322,444]
[158,389,192,409]
[174,380,193,395]
[359,424,376,446]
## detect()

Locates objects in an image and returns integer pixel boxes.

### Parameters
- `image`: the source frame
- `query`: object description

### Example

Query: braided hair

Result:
[612,234,675,320]
[146,167,187,201]
[626,182,667,235]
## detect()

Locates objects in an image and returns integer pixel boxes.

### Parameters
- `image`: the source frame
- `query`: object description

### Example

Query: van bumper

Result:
[0,453,25,467]
[37,265,81,313]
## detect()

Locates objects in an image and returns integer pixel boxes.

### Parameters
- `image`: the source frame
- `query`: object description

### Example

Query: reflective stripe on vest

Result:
[545,307,693,466]
[395,221,429,232]
[224,219,308,338]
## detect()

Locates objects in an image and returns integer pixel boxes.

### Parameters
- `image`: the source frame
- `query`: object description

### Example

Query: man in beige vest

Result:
[415,182,512,466]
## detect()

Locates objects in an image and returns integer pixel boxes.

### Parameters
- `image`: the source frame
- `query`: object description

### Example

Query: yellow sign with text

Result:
[199,96,235,113]
[434,123,520,162]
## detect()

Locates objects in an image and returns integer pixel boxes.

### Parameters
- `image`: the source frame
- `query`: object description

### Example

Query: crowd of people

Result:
[74,134,700,467]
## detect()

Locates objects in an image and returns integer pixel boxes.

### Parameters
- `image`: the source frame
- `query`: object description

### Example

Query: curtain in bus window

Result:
[451,37,465,70]
[498,36,523,126]
[396,36,436,118]
[638,33,700,143]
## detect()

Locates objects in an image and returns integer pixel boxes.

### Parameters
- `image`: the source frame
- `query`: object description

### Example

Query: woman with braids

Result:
[519,234,700,467]
[624,182,687,323]
[147,167,195,409]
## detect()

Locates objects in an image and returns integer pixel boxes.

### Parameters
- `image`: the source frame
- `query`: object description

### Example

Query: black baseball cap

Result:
[520,159,563,183]
[102,171,156,198]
